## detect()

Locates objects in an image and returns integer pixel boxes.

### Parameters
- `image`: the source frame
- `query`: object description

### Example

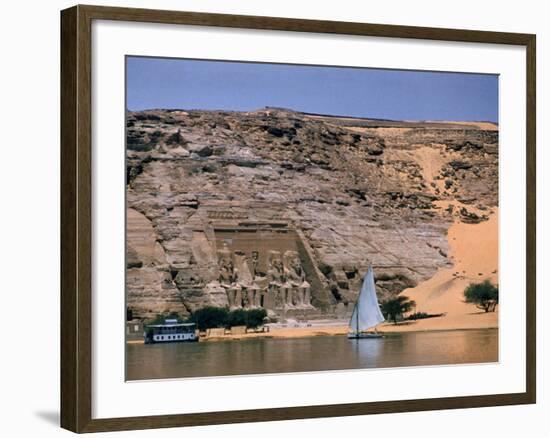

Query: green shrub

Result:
[406,311,444,321]
[187,306,229,331]
[464,280,498,312]
[381,296,416,324]
[186,307,268,330]
[226,308,247,327]
[244,308,267,329]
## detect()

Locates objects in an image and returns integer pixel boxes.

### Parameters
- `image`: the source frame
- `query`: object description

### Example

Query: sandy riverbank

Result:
[209,320,497,341]
[127,312,497,344]
[126,321,497,344]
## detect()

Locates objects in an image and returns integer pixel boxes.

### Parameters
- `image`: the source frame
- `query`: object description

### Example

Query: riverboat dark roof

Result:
[145,322,196,328]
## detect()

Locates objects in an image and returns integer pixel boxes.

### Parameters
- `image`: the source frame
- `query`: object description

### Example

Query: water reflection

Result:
[126,329,498,381]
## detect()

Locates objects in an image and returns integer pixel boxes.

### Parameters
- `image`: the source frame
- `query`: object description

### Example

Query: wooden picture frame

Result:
[60,4,536,433]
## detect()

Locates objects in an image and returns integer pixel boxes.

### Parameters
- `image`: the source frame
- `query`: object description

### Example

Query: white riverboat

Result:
[144,319,198,344]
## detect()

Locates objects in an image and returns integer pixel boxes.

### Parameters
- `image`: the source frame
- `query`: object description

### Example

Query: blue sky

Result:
[126,56,498,123]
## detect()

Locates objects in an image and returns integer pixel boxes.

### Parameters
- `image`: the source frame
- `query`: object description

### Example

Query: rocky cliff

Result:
[125,108,498,320]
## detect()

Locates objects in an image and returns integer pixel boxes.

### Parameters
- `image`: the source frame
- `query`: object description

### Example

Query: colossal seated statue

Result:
[218,243,236,287]
[251,250,264,278]
[283,250,312,308]
[233,250,254,285]
[266,250,285,309]
[217,243,269,309]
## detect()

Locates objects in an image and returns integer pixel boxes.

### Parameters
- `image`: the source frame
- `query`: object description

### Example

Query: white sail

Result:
[349,266,385,332]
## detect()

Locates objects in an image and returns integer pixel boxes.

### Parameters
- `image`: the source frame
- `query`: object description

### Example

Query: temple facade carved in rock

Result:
[214,243,312,311]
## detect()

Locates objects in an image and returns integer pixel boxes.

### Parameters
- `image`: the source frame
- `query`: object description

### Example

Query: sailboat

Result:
[347,265,385,339]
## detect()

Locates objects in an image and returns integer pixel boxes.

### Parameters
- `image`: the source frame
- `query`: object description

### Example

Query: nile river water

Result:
[126,328,498,381]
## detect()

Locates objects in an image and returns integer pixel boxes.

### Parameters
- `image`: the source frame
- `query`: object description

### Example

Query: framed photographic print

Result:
[60,4,536,433]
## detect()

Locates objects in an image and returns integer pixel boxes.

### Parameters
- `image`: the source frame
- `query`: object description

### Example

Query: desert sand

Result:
[387,206,498,332]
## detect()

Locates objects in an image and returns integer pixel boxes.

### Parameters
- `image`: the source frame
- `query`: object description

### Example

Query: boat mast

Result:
[356,290,360,334]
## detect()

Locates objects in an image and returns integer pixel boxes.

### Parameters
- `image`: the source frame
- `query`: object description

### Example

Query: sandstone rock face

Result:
[126,108,498,320]
[126,208,186,318]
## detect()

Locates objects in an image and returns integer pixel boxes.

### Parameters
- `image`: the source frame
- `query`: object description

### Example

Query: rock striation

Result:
[125,108,498,320]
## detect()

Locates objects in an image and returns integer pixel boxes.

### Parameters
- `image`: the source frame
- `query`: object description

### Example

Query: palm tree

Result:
[381,296,416,324]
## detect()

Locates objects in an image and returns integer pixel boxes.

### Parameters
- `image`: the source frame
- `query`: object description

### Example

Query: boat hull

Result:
[144,333,199,344]
[347,332,384,339]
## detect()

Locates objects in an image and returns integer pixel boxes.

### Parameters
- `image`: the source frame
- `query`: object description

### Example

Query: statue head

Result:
[267,250,282,270]
[217,242,232,265]
[283,250,301,272]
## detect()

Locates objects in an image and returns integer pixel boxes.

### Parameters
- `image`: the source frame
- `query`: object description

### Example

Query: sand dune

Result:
[394,207,499,331]
[436,120,499,131]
